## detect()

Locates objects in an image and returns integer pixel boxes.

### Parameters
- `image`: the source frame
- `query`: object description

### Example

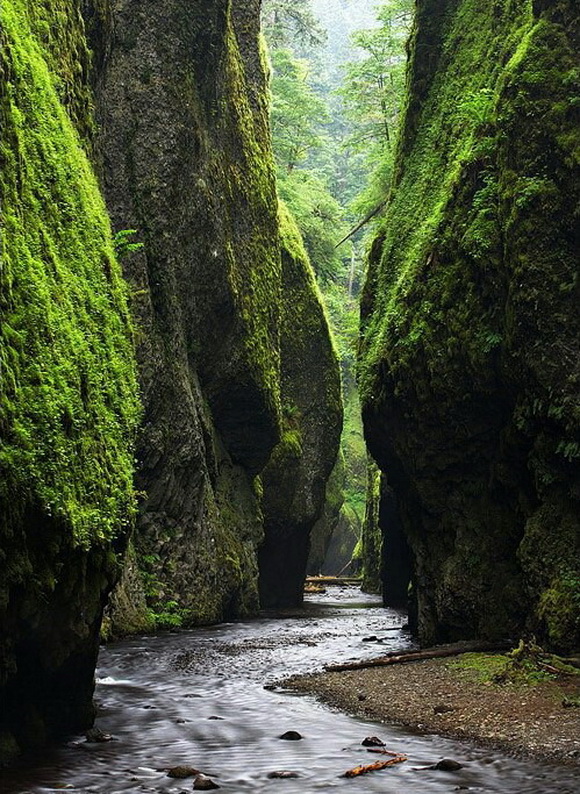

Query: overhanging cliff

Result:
[359,0,579,650]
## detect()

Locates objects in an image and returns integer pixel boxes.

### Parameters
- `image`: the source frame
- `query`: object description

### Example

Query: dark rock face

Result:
[380,478,411,608]
[307,455,345,576]
[360,464,411,603]
[93,0,284,625]
[92,1,342,623]
[259,208,342,608]
[0,0,139,760]
[359,0,579,650]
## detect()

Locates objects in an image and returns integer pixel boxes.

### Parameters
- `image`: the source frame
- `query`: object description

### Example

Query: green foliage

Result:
[113,229,144,260]
[262,0,326,50]
[339,0,413,217]
[264,2,414,578]
[0,0,139,549]
[276,169,345,282]
[270,48,329,172]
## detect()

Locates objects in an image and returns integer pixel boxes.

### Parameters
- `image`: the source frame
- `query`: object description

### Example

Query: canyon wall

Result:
[0,0,341,760]
[0,0,139,759]
[359,0,579,650]
[93,0,342,626]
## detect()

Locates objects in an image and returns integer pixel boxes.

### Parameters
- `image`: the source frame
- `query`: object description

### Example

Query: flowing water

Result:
[1,588,577,793]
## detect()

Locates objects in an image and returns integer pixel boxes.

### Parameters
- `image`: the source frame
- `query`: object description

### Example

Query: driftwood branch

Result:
[324,640,512,672]
[342,756,407,777]
[305,576,361,586]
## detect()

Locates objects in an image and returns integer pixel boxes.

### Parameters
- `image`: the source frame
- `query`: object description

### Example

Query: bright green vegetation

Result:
[449,642,580,687]
[359,0,579,647]
[0,0,139,550]
[264,0,412,574]
[338,0,413,216]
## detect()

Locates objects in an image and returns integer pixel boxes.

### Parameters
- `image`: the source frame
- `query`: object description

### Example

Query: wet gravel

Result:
[284,655,580,766]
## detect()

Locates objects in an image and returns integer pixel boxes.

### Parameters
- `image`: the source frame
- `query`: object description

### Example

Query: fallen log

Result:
[305,577,361,586]
[325,640,512,672]
[342,756,407,777]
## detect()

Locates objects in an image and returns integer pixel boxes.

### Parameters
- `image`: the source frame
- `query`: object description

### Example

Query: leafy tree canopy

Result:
[262,0,326,49]
[270,48,329,173]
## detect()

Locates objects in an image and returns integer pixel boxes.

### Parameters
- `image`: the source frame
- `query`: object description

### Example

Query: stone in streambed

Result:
[85,728,113,743]
[193,774,220,790]
[362,736,385,747]
[434,759,463,771]
[167,766,200,778]
[267,771,300,779]
[279,730,302,740]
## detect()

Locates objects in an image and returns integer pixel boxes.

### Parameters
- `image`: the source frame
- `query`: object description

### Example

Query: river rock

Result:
[85,728,113,743]
[362,736,385,747]
[279,730,302,740]
[267,771,300,779]
[433,704,455,714]
[167,766,200,779]
[434,759,463,771]
[193,774,220,790]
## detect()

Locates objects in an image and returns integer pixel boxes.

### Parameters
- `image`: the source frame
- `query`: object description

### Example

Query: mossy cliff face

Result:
[0,0,139,760]
[92,0,331,626]
[359,0,579,651]
[259,206,342,607]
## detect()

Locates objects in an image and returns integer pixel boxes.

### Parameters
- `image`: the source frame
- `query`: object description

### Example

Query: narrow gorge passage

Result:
[1,589,577,794]
[1,0,578,782]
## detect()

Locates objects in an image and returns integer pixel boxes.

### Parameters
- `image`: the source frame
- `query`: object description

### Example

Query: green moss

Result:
[538,574,580,649]
[448,641,579,686]
[359,0,579,648]
[219,17,282,424]
[447,652,511,683]
[0,0,139,551]
[361,461,382,593]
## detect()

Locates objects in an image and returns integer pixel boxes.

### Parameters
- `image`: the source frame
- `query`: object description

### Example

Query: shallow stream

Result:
[1,588,577,793]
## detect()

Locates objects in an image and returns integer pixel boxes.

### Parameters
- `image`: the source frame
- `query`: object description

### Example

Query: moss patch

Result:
[0,0,139,551]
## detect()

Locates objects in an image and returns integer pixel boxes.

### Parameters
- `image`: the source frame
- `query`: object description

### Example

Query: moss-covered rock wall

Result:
[92,1,342,626]
[259,205,342,607]
[0,0,139,760]
[90,0,282,628]
[360,0,579,651]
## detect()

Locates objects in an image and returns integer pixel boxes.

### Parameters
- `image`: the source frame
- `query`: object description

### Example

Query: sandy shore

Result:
[283,654,580,766]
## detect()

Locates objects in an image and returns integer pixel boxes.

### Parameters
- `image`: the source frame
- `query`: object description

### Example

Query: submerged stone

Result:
[279,730,303,741]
